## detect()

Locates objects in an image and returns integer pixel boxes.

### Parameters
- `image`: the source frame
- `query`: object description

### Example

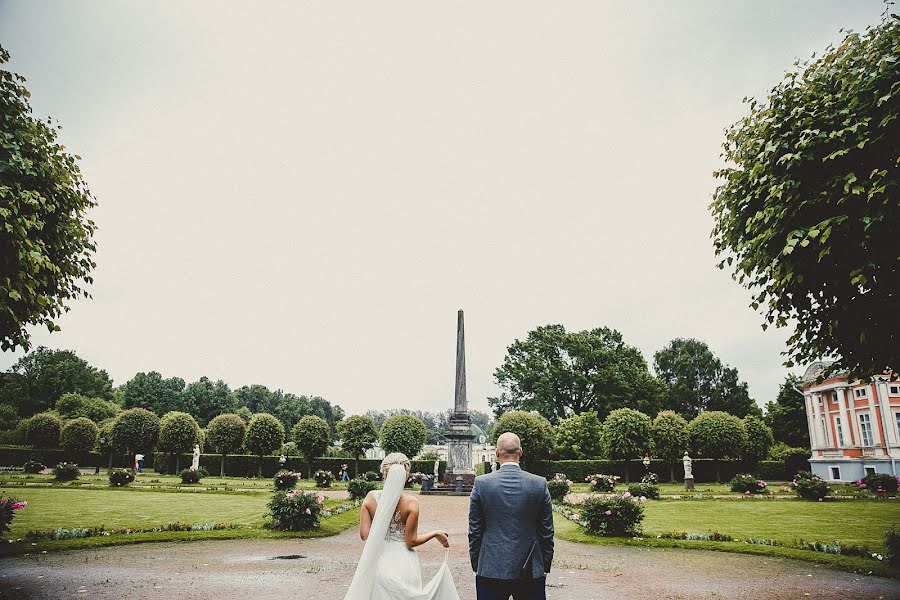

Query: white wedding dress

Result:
[343,464,459,600]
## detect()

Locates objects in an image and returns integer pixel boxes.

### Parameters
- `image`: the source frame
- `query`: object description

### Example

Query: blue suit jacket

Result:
[467,463,554,580]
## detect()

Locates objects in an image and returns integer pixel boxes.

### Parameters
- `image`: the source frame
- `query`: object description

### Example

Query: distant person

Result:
[134,453,145,473]
[340,464,351,482]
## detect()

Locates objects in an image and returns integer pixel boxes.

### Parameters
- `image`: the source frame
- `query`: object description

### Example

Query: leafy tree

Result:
[0,403,18,430]
[602,409,652,482]
[367,409,448,445]
[490,411,553,472]
[742,415,775,465]
[111,408,160,454]
[158,411,201,472]
[337,415,378,475]
[205,413,247,477]
[653,338,758,419]
[181,377,237,426]
[60,417,98,459]
[687,411,748,481]
[24,411,62,447]
[292,415,331,477]
[651,410,689,482]
[764,375,810,448]
[490,324,666,422]
[96,417,116,470]
[234,384,279,414]
[118,372,186,416]
[554,412,604,460]
[55,392,120,422]
[306,395,345,436]
[244,413,285,475]
[379,415,427,459]
[236,406,253,424]
[0,347,114,416]
[710,13,900,378]
[0,46,98,352]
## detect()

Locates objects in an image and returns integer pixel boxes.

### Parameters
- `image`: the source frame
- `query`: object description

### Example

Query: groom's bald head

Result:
[496,432,523,463]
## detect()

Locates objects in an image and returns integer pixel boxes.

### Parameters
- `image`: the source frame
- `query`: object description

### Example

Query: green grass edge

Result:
[0,507,360,558]
[553,514,900,580]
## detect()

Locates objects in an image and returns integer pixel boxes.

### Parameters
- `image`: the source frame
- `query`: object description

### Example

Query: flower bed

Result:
[24,522,237,541]
[585,474,619,492]
[0,496,27,538]
[314,470,334,488]
[580,492,645,537]
[109,468,136,487]
[268,490,325,530]
[791,471,830,500]
[273,470,301,491]
[547,474,572,502]
[729,474,769,494]
[52,462,80,481]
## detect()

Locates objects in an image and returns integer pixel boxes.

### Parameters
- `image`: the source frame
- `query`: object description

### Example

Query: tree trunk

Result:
[108,452,114,472]
[257,456,263,478]
[715,459,721,483]
[220,455,225,478]
[307,460,313,481]
[669,464,675,483]
[175,454,180,473]
[354,456,360,479]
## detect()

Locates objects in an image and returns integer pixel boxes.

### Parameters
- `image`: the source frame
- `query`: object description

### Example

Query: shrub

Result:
[742,415,774,464]
[581,494,645,537]
[158,412,201,470]
[60,417,99,457]
[111,408,160,453]
[364,470,380,482]
[640,472,659,485]
[267,489,325,530]
[857,473,899,495]
[585,473,619,492]
[627,483,660,500]
[887,526,900,568]
[25,412,63,448]
[314,469,334,488]
[109,468,135,487]
[274,470,300,491]
[687,411,748,481]
[730,473,768,494]
[554,412,604,460]
[767,442,809,461]
[651,411,689,481]
[52,462,80,481]
[379,415,427,459]
[245,413,285,460]
[348,477,378,501]
[180,467,208,484]
[336,415,378,474]
[205,413,247,477]
[0,495,27,538]
[22,460,45,474]
[547,473,572,502]
[490,411,554,471]
[791,471,830,500]
[293,415,331,472]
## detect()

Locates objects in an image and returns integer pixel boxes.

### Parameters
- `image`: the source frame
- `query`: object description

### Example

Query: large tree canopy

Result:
[490,324,666,423]
[0,46,98,352]
[118,371,187,416]
[710,13,900,378]
[653,338,758,419]
[764,374,810,448]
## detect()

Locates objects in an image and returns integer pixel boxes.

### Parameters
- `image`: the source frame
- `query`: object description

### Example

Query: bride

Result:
[343,453,460,600]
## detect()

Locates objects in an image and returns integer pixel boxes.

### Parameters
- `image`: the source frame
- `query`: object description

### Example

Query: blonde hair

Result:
[380,452,411,479]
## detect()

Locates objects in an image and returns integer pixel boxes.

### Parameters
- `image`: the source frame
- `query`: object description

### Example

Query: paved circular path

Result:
[0,496,897,599]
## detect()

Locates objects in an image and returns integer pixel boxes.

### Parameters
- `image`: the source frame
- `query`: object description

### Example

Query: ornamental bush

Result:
[245,413,285,461]
[314,469,334,488]
[60,417,99,457]
[581,494,644,537]
[292,415,331,475]
[25,412,62,448]
[791,471,830,500]
[109,468,135,487]
[379,415,427,459]
[730,473,768,494]
[274,470,300,491]
[206,413,247,477]
[554,412,605,460]
[490,411,554,471]
[547,473,572,502]
[111,408,160,454]
[267,489,325,531]
[52,462,80,481]
[180,466,208,484]
[627,483,659,500]
[640,472,659,485]
[364,470,380,482]
[858,473,899,495]
[602,409,652,467]
[348,477,378,501]
[687,411,748,481]
[158,412,201,471]
[887,526,900,568]
[0,495,27,538]
[22,460,45,474]
[742,415,774,464]
[585,473,619,492]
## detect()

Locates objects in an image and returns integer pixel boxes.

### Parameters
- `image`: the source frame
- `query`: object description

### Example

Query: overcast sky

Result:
[0,1,885,416]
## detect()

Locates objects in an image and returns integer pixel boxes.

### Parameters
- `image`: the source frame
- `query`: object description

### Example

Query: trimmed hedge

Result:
[152,452,446,479]
[533,457,804,483]
[0,446,148,469]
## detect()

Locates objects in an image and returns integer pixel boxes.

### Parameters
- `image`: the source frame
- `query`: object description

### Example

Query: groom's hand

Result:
[434,531,450,547]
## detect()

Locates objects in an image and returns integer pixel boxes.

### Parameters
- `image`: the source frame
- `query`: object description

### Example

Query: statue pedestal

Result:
[684,477,694,491]
[442,472,475,486]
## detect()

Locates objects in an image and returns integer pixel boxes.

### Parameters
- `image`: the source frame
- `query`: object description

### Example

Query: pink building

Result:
[802,362,900,482]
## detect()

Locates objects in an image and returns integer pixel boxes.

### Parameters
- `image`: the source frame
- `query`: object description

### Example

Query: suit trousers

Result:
[475,576,546,600]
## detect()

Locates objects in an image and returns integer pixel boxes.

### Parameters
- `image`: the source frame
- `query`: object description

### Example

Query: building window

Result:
[835,417,845,446]
[830,467,841,480]
[854,387,868,399]
[890,384,900,396]
[859,413,874,446]
[865,466,876,476]
[895,412,900,438]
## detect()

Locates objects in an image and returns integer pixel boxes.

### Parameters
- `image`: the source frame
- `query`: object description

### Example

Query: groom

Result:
[468,432,555,600]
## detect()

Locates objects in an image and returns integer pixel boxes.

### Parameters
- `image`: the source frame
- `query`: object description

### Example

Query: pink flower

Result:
[744,491,750,495]
[622,491,631,499]
[316,494,324,504]
[604,510,612,516]
[572,514,581,520]
[11,502,26,510]
[639,496,647,502]
[305,508,312,514]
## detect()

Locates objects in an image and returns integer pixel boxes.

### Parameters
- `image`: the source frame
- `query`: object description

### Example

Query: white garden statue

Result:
[682,452,692,479]
[191,444,200,471]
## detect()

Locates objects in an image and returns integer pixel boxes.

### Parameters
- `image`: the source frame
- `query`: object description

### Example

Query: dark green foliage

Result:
[581,495,644,537]
[651,410,688,481]
[742,415,774,464]
[379,415,427,459]
[791,471,830,500]
[245,413,285,458]
[111,408,160,453]
[179,467,207,484]
[55,393,120,423]
[490,324,665,422]
[859,472,899,494]
[490,411,554,471]
[52,461,80,481]
[205,413,247,476]
[710,14,900,377]
[729,474,768,494]
[554,412,604,460]
[887,526,900,567]
[314,469,334,488]
[688,411,748,481]
[547,474,572,501]
[108,468,135,487]
[22,460,44,473]
[157,412,200,455]
[627,483,660,499]
[292,415,331,472]
[0,47,98,353]
[653,338,757,419]
[181,377,237,426]
[764,376,811,448]
[0,404,18,431]
[118,372,187,416]
[24,412,62,448]
[347,477,377,501]
[267,490,323,531]
[336,415,378,471]
[0,494,25,537]
[602,408,651,461]
[60,417,98,456]
[273,470,300,490]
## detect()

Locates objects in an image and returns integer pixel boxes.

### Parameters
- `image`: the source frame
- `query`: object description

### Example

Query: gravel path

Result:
[0,495,896,599]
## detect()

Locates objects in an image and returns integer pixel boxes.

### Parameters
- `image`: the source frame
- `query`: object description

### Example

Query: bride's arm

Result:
[403,498,449,550]
[359,492,377,541]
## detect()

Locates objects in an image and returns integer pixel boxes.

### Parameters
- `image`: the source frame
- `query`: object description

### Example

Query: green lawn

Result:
[0,472,357,492]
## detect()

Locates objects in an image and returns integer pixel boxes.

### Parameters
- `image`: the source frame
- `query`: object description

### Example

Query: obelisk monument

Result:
[444,309,475,484]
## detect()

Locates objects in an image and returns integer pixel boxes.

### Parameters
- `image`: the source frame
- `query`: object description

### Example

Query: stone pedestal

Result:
[446,410,475,478]
[684,477,695,491]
